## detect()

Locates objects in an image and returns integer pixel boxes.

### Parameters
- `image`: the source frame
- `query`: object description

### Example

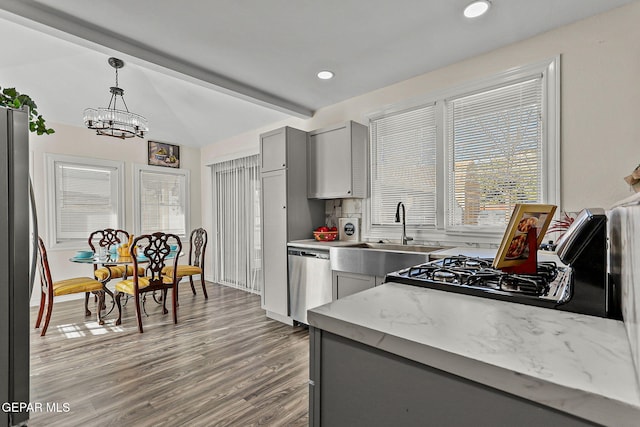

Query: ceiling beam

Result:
[0,0,314,118]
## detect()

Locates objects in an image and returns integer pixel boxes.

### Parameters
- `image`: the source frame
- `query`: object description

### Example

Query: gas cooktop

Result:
[385,255,573,309]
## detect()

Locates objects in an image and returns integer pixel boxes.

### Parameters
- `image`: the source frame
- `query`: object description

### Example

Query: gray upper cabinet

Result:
[260,128,288,172]
[307,121,368,199]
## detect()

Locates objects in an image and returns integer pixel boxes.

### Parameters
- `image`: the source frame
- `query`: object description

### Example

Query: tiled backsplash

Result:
[609,193,640,386]
[325,199,361,229]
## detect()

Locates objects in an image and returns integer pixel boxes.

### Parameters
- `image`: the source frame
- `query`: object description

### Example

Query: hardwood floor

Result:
[29,282,309,426]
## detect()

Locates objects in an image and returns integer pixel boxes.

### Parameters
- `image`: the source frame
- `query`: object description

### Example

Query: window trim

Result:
[132,164,190,238]
[44,153,125,250]
[364,56,560,245]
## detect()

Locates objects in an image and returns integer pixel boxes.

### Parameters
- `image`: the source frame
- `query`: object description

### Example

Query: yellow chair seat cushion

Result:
[94,265,145,281]
[162,265,202,278]
[116,276,175,295]
[53,277,103,296]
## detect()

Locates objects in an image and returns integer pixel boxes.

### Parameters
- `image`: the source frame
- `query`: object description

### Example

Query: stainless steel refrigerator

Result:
[1,106,31,427]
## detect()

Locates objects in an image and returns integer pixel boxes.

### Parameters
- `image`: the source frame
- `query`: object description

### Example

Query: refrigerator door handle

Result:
[29,176,38,299]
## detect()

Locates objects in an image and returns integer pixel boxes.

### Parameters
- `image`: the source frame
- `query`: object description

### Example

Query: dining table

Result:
[69,250,182,317]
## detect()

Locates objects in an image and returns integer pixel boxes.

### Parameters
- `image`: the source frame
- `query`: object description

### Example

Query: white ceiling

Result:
[0,0,636,147]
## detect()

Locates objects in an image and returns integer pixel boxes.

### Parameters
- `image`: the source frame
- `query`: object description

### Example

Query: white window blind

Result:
[211,155,262,294]
[46,154,124,246]
[135,167,189,236]
[365,58,559,241]
[370,104,437,227]
[446,77,544,230]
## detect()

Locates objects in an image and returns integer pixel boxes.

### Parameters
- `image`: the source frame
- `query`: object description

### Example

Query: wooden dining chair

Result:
[35,237,105,337]
[114,232,182,333]
[87,228,144,311]
[162,227,208,299]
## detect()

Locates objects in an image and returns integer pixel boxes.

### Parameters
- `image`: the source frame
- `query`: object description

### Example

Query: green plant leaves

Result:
[0,86,55,135]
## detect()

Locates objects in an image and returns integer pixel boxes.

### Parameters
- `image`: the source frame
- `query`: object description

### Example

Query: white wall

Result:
[29,122,201,304]
[200,2,640,245]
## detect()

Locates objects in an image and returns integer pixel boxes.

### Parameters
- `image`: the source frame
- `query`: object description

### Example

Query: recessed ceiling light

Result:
[464,0,491,18]
[317,70,334,80]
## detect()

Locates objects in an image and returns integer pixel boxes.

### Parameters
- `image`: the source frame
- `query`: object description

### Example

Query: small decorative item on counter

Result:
[313,226,338,241]
[624,163,640,193]
[339,217,360,241]
[546,211,576,241]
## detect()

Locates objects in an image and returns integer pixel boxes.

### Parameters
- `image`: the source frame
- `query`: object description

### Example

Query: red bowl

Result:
[313,230,338,241]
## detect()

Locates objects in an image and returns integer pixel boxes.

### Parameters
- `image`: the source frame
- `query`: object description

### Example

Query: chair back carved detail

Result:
[134,232,182,287]
[189,228,207,268]
[88,228,129,254]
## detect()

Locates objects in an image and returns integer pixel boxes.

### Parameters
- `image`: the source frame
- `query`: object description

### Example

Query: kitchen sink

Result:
[330,243,445,277]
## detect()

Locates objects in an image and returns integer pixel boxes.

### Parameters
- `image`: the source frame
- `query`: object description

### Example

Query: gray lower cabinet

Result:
[309,328,597,427]
[260,126,325,324]
[333,271,384,299]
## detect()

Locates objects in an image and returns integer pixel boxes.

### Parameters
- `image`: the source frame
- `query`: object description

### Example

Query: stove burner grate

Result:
[396,256,557,296]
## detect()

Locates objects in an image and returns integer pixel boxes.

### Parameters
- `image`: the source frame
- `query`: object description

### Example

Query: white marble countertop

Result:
[287,239,363,249]
[308,283,640,426]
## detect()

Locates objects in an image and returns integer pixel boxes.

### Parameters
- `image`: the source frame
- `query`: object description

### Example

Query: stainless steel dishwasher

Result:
[288,246,332,324]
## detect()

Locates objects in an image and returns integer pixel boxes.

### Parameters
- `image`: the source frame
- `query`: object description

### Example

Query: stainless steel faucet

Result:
[395,202,413,245]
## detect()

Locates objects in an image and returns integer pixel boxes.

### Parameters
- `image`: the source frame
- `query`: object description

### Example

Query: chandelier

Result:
[83,57,148,139]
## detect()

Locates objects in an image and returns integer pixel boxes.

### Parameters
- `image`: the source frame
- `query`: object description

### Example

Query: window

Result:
[446,77,544,231]
[367,57,559,241]
[133,165,189,237]
[45,154,124,248]
[370,104,437,227]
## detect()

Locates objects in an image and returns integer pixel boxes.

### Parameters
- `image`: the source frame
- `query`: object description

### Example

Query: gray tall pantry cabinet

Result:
[260,127,324,325]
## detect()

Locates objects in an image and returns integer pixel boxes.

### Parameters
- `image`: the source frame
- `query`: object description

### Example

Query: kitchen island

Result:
[307,282,640,426]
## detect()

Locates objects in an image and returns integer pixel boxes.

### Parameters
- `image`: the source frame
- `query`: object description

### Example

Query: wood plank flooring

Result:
[29,282,309,426]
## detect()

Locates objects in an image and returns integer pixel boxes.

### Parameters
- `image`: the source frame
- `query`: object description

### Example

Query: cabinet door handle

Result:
[347,190,351,194]
[282,163,286,167]
[283,206,286,209]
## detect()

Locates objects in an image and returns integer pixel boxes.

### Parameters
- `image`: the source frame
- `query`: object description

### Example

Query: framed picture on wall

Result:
[493,203,556,269]
[148,141,180,168]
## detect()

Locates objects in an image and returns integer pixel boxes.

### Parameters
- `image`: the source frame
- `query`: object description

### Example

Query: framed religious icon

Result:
[493,204,556,269]
[148,141,180,168]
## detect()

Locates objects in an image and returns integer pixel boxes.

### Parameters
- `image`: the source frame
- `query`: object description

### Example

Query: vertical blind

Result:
[138,169,187,235]
[370,104,437,227]
[446,77,543,229]
[212,155,262,294]
[55,162,119,240]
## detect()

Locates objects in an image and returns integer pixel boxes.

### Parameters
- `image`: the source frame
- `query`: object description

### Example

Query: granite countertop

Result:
[307,283,640,426]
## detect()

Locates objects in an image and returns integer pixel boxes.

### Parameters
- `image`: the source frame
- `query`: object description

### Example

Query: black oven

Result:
[554,208,621,319]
